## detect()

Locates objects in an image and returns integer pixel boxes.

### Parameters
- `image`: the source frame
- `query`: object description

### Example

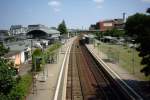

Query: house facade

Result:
[4,40,31,69]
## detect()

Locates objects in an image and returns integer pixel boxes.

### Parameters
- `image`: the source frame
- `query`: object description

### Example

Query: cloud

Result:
[97,5,103,9]
[48,0,61,12]
[141,0,150,3]
[54,8,61,12]
[48,1,61,7]
[93,0,104,9]
[93,0,104,3]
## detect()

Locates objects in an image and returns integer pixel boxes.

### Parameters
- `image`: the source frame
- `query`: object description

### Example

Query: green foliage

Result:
[125,13,148,37]
[125,12,150,76]
[103,28,125,37]
[45,43,61,63]
[0,58,15,95]
[0,42,17,99]
[32,48,42,57]
[32,49,43,72]
[0,74,31,100]
[89,22,100,30]
[147,8,150,14]
[0,93,9,100]
[98,42,150,80]
[31,43,61,71]
[93,32,103,40]
[47,43,61,53]
[58,20,68,35]
[0,43,9,56]
[0,35,32,100]
[8,74,32,100]
[47,43,61,55]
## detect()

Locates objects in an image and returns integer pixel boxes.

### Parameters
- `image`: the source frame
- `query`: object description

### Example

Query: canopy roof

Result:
[40,28,60,34]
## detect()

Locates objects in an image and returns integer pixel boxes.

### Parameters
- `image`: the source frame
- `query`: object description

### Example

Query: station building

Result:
[90,19,124,32]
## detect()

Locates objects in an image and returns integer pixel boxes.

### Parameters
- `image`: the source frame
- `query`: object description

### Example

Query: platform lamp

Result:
[131,39,135,74]
[97,42,100,57]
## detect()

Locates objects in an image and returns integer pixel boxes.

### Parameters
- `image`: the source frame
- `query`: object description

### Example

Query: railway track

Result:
[66,38,130,100]
[66,39,83,100]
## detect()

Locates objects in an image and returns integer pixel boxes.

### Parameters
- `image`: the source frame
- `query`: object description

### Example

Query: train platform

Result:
[86,44,150,99]
[26,37,76,100]
[86,44,141,81]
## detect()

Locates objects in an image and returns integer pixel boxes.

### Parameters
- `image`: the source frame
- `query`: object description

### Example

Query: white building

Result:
[10,25,27,36]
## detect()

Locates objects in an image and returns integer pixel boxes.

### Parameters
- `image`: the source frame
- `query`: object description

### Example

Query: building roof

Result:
[5,40,32,52]
[4,51,20,58]
[29,28,60,34]
[10,25,23,29]
[101,20,114,23]
[100,18,124,24]
[27,24,60,35]
[47,28,60,34]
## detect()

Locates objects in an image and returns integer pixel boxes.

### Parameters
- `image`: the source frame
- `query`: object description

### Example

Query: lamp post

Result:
[132,40,135,74]
[42,44,48,78]
[45,52,48,78]
[99,36,101,57]
[32,56,37,94]
[117,50,120,64]
[97,42,100,57]
[94,39,95,49]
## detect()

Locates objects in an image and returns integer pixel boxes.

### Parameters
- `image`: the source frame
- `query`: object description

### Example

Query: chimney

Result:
[123,12,126,22]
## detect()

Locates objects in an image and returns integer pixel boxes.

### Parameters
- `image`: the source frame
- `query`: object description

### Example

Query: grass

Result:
[44,42,61,61]
[96,42,149,80]
[45,42,61,55]
[9,74,32,100]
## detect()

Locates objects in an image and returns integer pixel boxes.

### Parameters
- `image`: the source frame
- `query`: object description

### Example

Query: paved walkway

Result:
[18,63,31,76]
[26,37,76,100]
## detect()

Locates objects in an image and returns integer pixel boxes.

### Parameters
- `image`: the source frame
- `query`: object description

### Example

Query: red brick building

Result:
[98,19,124,31]
[99,20,115,31]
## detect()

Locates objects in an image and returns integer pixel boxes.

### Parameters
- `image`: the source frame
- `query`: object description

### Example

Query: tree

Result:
[0,43,16,95]
[125,11,150,76]
[58,20,68,35]
[95,22,100,29]
[103,28,125,37]
[0,43,9,56]
[147,8,150,14]
[93,32,103,40]
[0,58,16,95]
[111,29,125,37]
[89,24,96,30]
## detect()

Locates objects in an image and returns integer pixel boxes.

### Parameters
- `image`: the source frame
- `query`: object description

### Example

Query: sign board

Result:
[103,23,113,27]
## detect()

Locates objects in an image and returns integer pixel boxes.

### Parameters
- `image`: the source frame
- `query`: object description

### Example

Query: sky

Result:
[0,0,150,29]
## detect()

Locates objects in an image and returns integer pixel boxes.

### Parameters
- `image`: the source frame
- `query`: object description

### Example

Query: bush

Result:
[8,74,32,100]
[47,43,61,53]
[0,93,9,100]
[45,43,61,62]
[32,49,43,72]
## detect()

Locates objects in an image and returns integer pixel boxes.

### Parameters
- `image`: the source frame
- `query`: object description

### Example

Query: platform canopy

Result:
[27,28,60,39]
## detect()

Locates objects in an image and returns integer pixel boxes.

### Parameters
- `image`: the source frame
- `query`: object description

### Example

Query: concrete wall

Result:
[21,51,25,64]
[14,53,21,67]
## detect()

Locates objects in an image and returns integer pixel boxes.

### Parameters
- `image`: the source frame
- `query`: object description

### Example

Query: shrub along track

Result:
[66,38,129,100]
